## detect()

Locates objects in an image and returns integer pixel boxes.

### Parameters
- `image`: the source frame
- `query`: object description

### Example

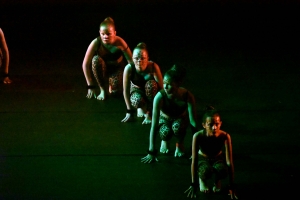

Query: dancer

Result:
[141,64,198,162]
[0,28,12,84]
[121,42,163,124]
[184,107,238,199]
[82,17,132,100]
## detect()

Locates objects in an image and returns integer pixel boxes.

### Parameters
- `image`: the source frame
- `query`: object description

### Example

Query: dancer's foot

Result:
[97,88,106,100]
[199,178,210,193]
[213,180,221,193]
[174,143,185,157]
[160,140,169,153]
[137,108,144,117]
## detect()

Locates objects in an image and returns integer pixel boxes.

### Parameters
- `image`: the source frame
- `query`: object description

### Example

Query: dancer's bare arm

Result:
[225,133,238,199]
[121,64,134,122]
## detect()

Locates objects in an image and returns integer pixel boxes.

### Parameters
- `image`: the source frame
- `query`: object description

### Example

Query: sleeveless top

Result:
[130,62,155,88]
[96,37,123,63]
[159,89,189,118]
[198,132,227,157]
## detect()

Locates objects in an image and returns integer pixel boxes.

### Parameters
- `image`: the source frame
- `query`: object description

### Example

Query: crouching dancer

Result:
[141,64,198,163]
[184,107,238,199]
[121,42,163,124]
[82,17,132,100]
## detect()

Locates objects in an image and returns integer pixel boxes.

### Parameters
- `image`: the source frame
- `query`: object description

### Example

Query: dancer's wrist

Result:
[190,182,199,188]
[86,85,96,89]
[147,149,157,156]
[126,109,135,114]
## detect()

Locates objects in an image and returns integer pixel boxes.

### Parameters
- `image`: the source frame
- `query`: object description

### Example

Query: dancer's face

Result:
[163,75,178,97]
[99,24,116,44]
[132,49,148,72]
[203,116,222,136]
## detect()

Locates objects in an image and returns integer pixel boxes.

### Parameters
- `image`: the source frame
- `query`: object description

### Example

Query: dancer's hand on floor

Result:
[228,189,238,199]
[184,186,197,198]
[3,77,12,84]
[142,117,151,124]
[86,89,97,99]
[141,154,158,164]
[121,113,133,122]
[141,113,151,124]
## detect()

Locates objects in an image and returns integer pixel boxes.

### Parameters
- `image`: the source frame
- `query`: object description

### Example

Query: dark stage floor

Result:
[1,1,300,200]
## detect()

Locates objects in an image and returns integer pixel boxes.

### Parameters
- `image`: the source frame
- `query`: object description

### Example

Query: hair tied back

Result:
[205,105,215,111]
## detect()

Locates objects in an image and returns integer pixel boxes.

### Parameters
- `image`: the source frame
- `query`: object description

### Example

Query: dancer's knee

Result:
[130,92,145,108]
[145,80,158,99]
[92,55,105,70]
[172,119,187,137]
[159,124,172,141]
[109,71,123,93]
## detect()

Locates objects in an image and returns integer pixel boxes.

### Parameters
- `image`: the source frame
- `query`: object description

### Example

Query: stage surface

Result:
[1,1,299,199]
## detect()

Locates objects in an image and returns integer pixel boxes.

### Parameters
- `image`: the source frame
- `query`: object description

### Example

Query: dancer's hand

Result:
[3,77,12,84]
[142,113,151,124]
[141,154,158,164]
[184,186,197,198]
[228,189,238,199]
[121,113,133,122]
[86,89,97,99]
[142,117,151,124]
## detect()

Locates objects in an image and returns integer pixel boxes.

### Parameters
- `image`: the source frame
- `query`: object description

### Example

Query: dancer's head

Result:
[99,17,116,44]
[202,106,222,135]
[163,64,186,96]
[132,42,149,71]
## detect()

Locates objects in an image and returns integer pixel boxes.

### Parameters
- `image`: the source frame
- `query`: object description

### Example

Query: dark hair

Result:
[134,42,149,55]
[99,17,115,30]
[202,105,221,123]
[164,64,186,85]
